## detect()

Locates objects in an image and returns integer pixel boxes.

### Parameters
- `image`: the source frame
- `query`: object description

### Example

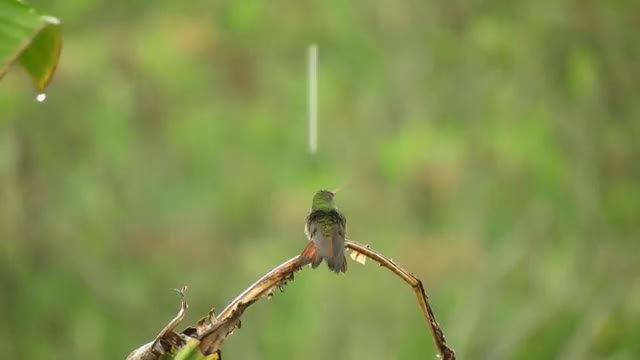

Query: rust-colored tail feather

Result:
[297,242,322,269]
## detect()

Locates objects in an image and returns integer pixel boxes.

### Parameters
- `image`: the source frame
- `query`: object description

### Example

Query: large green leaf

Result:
[0,0,62,93]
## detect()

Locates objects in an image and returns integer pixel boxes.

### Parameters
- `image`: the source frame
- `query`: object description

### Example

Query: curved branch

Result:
[346,240,456,360]
[128,241,456,359]
[191,256,300,355]
[195,241,455,359]
[218,256,299,320]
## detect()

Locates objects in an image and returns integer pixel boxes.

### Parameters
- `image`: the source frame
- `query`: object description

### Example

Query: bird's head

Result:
[311,190,336,211]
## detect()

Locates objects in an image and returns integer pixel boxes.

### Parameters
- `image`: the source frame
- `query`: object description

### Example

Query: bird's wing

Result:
[336,210,346,237]
[304,215,317,241]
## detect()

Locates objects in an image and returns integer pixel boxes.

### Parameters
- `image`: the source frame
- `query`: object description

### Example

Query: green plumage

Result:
[311,190,335,212]
[298,190,348,273]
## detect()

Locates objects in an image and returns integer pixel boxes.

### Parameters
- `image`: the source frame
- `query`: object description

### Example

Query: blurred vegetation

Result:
[1,1,639,359]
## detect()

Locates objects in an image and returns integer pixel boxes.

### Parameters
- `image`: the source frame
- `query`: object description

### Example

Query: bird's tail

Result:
[297,242,322,269]
[326,247,347,274]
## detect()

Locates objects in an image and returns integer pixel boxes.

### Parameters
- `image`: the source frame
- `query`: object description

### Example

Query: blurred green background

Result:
[1,1,639,359]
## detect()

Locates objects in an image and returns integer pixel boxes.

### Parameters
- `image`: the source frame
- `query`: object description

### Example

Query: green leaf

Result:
[170,339,220,360]
[0,0,62,93]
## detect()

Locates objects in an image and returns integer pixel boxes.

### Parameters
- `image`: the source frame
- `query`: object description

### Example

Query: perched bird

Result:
[297,190,347,273]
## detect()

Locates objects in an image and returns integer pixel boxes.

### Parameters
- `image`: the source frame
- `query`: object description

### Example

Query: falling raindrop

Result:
[36,93,47,102]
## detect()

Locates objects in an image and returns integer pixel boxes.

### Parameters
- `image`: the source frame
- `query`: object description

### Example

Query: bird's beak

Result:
[331,187,341,195]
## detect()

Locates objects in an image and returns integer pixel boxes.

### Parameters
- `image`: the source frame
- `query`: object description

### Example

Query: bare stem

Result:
[345,239,456,360]
[217,256,299,320]
[128,242,455,359]
[200,241,455,359]
[194,256,300,355]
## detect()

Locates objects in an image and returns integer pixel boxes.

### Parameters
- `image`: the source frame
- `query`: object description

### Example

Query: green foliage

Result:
[0,1,639,360]
[164,339,218,360]
[0,0,62,93]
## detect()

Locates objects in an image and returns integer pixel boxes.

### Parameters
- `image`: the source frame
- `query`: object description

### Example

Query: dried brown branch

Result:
[217,256,299,320]
[191,256,300,355]
[346,239,456,360]
[195,240,455,359]
[127,243,455,360]
[126,287,191,360]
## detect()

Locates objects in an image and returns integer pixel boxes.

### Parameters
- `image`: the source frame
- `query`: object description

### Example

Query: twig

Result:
[127,242,455,359]
[217,256,299,321]
[126,287,190,360]
[346,240,456,360]
[192,256,300,355]
[199,241,455,359]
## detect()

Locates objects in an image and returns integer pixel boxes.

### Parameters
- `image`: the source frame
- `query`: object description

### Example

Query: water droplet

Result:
[36,93,47,102]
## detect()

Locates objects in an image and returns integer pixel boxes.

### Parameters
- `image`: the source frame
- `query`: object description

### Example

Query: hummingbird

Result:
[297,190,347,273]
